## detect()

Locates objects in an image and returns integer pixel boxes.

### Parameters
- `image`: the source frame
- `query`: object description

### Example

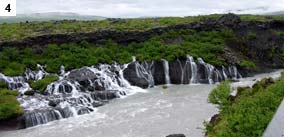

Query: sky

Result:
[17,0,284,18]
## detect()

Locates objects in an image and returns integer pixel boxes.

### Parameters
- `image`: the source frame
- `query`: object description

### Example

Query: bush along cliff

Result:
[0,13,284,129]
[0,81,23,130]
[206,76,284,137]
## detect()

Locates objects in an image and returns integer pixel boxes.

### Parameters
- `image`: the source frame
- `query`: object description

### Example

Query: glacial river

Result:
[1,70,282,137]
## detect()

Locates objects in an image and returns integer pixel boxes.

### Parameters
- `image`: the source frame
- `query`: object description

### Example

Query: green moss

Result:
[247,32,257,40]
[162,85,168,89]
[0,89,23,120]
[24,90,35,96]
[30,75,58,93]
[206,77,284,137]
[0,81,7,89]
[239,60,256,69]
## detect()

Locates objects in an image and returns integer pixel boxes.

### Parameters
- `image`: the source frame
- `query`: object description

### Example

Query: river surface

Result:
[0,84,217,137]
[1,70,283,137]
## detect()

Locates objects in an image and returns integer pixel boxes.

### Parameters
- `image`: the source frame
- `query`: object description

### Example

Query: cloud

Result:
[17,0,284,17]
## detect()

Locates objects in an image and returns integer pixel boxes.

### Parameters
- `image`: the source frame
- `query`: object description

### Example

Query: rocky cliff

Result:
[1,14,284,70]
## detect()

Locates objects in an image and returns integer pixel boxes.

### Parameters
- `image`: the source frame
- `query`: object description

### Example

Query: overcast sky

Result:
[17,0,284,17]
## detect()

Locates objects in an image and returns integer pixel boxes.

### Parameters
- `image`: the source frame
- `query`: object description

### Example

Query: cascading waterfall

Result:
[197,58,215,84]
[1,55,243,128]
[133,62,155,88]
[0,73,31,94]
[25,64,49,81]
[222,66,228,79]
[14,63,146,128]
[188,55,198,84]
[162,59,171,85]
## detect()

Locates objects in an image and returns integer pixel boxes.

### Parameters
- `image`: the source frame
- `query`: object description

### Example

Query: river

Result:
[1,70,283,137]
[0,84,217,137]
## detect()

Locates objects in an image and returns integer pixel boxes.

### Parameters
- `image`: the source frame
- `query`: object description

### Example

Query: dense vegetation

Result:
[206,76,284,137]
[0,14,284,41]
[208,81,231,107]
[0,29,237,76]
[30,75,58,93]
[0,82,23,120]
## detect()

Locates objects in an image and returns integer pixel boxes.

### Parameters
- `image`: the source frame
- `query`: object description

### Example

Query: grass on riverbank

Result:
[206,76,284,137]
[0,82,23,120]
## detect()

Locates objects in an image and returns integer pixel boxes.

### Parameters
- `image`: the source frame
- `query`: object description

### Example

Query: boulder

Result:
[68,67,97,82]
[166,134,186,137]
[169,59,183,84]
[123,62,149,88]
[219,13,241,27]
[152,61,166,85]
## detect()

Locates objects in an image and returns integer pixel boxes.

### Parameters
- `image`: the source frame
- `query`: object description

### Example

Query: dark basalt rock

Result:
[123,62,149,88]
[166,134,186,137]
[58,82,73,94]
[219,13,241,27]
[0,116,25,131]
[197,63,208,84]
[68,67,97,82]
[152,61,166,85]
[48,100,59,107]
[90,90,117,101]
[24,90,35,96]
[169,59,183,84]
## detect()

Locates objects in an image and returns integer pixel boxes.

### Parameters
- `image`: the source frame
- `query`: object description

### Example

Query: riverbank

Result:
[206,70,284,137]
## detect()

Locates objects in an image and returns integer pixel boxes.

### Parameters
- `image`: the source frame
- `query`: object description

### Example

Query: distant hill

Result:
[265,11,284,15]
[0,12,107,23]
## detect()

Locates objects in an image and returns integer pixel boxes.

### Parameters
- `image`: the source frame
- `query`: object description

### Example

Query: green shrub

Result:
[30,75,58,93]
[209,81,231,107]
[0,89,23,120]
[206,77,284,137]
[240,60,256,69]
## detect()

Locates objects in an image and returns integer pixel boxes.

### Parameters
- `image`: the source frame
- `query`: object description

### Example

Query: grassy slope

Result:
[0,14,284,42]
[0,29,238,76]
[206,76,284,137]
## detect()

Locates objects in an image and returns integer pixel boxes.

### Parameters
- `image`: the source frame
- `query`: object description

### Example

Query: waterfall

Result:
[134,62,155,88]
[0,73,31,93]
[16,63,147,128]
[177,59,185,84]
[132,56,136,62]
[188,55,198,84]
[222,66,228,79]
[25,64,48,81]
[162,59,171,85]
[0,55,244,128]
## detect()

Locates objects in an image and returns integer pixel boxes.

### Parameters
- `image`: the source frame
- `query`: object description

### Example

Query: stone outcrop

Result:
[166,134,186,137]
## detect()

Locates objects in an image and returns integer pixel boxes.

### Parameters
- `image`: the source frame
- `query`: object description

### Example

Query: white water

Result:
[0,84,218,137]
[188,55,198,84]
[0,68,282,137]
[0,56,244,129]
[162,59,171,85]
[230,69,283,96]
